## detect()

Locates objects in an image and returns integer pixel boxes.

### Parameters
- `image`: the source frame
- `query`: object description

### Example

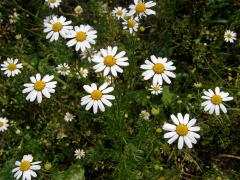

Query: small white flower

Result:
[22,73,57,103]
[92,46,129,77]
[74,149,85,160]
[43,14,56,24]
[140,55,176,85]
[56,63,70,76]
[1,58,23,77]
[149,83,162,95]
[201,87,233,115]
[80,48,98,62]
[140,110,150,120]
[163,113,200,149]
[12,154,41,180]
[64,112,75,122]
[66,25,97,52]
[9,12,19,24]
[224,30,237,43]
[112,7,127,20]
[0,117,9,132]
[45,0,61,9]
[44,15,72,42]
[81,83,115,114]
[74,5,83,14]
[104,75,113,85]
[76,67,88,79]
[122,16,139,34]
[128,0,156,18]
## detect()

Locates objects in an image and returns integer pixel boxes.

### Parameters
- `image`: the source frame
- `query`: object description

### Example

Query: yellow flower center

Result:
[135,3,146,13]
[116,10,123,15]
[104,55,116,67]
[153,86,160,91]
[76,32,87,42]
[153,63,165,74]
[52,22,63,32]
[91,90,102,100]
[211,95,222,105]
[0,122,4,127]
[128,20,136,28]
[176,124,188,136]
[34,80,46,91]
[7,63,16,71]
[20,161,31,171]
[226,34,232,38]
[50,0,56,3]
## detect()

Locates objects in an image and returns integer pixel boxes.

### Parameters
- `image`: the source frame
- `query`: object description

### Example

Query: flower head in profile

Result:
[122,16,139,34]
[80,47,98,62]
[44,15,72,42]
[66,25,97,52]
[12,154,41,180]
[149,83,162,95]
[163,113,200,149]
[0,117,9,132]
[45,0,61,9]
[201,87,233,115]
[140,55,176,85]
[64,112,75,122]
[112,7,127,20]
[76,67,88,79]
[224,30,237,43]
[140,110,150,120]
[74,149,85,160]
[56,63,70,76]
[92,46,129,77]
[22,74,57,103]
[1,58,22,77]
[81,83,115,114]
[128,0,156,18]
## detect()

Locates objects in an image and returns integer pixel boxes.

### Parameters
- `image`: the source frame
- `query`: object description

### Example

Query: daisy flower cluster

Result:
[224,30,237,43]
[112,0,156,34]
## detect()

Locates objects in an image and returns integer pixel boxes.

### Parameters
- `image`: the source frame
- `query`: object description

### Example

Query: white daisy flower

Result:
[80,48,98,62]
[122,16,139,34]
[1,58,23,77]
[112,7,127,20]
[44,15,72,42]
[81,83,115,114]
[45,0,61,9]
[201,87,233,115]
[56,63,70,76]
[64,112,75,122]
[22,73,57,103]
[149,83,162,95]
[140,110,150,120]
[12,154,41,180]
[76,67,88,79]
[74,149,85,160]
[0,117,9,132]
[74,5,83,14]
[92,46,129,77]
[140,55,176,85]
[9,12,19,24]
[128,0,156,18]
[163,113,200,149]
[66,25,97,52]
[224,30,237,43]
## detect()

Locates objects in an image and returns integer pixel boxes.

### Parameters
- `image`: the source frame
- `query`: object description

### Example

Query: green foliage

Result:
[0,0,240,179]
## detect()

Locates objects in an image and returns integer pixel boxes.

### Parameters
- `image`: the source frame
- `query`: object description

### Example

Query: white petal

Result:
[178,136,184,149]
